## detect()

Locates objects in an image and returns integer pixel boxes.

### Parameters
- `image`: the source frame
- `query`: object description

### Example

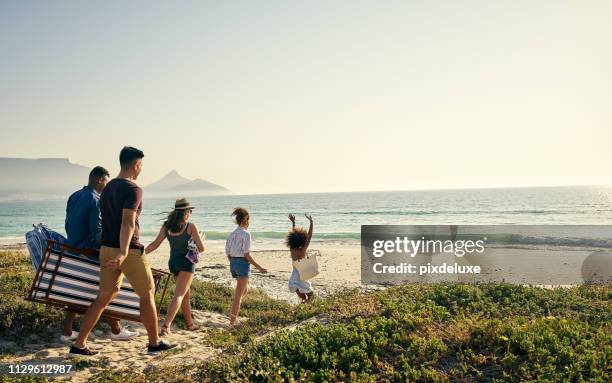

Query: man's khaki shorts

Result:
[99,246,154,296]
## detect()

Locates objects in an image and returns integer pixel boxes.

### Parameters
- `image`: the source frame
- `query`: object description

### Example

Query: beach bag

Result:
[185,231,205,264]
[292,250,320,281]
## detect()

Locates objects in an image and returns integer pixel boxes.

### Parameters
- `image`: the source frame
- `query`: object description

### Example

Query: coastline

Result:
[4,236,609,301]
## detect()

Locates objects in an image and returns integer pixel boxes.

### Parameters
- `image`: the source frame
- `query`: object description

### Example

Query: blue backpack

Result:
[25,223,67,270]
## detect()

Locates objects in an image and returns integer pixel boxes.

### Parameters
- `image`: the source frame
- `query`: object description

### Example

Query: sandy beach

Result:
[5,236,611,298]
[143,238,362,303]
[1,238,363,303]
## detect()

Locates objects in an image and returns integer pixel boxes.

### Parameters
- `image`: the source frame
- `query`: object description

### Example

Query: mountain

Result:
[0,159,230,201]
[0,158,90,201]
[144,170,229,197]
[145,170,191,191]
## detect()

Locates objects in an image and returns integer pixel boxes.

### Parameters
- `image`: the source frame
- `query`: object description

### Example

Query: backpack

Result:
[25,223,67,270]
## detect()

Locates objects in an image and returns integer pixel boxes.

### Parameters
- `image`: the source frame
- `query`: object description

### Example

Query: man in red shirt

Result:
[69,147,177,356]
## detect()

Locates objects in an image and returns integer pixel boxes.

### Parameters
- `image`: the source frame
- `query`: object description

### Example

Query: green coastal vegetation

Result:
[1,249,610,382]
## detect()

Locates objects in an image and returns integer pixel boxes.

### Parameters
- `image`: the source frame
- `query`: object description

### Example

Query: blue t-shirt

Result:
[65,186,102,249]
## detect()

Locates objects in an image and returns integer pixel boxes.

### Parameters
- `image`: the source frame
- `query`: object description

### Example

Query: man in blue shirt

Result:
[62,166,138,342]
[65,167,108,249]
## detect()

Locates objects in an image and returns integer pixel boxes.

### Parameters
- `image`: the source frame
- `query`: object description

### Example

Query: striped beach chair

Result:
[25,223,67,270]
[27,240,171,322]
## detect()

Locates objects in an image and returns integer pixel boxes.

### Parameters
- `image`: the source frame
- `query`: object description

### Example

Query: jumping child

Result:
[286,213,314,302]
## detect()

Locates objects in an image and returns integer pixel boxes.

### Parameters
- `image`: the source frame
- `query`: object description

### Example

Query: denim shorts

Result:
[230,257,250,278]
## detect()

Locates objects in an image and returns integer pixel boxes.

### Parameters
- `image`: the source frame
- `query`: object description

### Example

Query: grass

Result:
[0,249,298,349]
[201,284,611,382]
[0,249,66,349]
[1,249,610,382]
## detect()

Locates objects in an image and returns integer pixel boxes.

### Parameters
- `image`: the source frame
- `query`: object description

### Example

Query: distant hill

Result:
[0,158,90,201]
[145,170,191,191]
[0,159,230,201]
[144,170,229,197]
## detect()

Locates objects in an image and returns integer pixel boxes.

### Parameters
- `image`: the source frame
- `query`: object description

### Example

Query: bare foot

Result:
[186,323,201,331]
[159,325,171,336]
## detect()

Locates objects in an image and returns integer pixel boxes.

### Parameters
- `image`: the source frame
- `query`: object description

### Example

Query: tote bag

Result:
[292,250,320,281]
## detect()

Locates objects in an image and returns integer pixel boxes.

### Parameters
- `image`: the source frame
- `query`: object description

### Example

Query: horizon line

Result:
[1,183,609,203]
[224,183,611,197]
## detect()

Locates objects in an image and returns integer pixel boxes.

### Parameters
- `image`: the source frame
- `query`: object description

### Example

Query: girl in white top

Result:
[225,207,267,325]
[286,214,315,302]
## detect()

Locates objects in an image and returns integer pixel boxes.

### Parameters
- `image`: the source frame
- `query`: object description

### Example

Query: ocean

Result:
[1,186,611,243]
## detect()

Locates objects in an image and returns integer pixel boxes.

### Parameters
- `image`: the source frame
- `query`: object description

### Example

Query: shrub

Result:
[202,284,611,382]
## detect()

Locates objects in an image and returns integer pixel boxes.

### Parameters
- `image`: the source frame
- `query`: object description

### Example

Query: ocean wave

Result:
[137,230,362,240]
[340,209,573,216]
[505,235,612,248]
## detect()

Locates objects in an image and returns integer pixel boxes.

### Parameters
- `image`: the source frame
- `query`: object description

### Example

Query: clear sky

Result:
[1,1,610,194]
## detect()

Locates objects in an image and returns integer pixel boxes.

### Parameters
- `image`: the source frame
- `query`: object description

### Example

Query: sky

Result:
[0,0,611,194]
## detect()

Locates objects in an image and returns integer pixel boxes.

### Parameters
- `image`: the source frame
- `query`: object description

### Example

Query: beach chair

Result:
[27,240,172,322]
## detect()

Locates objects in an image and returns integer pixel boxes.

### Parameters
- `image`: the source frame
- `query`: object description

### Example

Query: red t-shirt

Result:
[100,178,143,249]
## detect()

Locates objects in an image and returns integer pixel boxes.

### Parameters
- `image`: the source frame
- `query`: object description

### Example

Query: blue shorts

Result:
[230,257,250,278]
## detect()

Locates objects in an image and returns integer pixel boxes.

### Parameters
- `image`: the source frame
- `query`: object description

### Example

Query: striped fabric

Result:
[30,245,154,321]
[225,227,251,257]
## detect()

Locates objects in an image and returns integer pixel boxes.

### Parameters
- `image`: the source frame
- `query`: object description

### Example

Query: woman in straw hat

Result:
[145,198,205,335]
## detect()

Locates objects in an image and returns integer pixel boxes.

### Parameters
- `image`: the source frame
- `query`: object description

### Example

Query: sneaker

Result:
[60,331,79,342]
[68,345,98,357]
[110,327,139,341]
[147,340,178,354]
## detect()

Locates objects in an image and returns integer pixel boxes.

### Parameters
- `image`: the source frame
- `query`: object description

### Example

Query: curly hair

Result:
[285,227,309,249]
[232,207,249,225]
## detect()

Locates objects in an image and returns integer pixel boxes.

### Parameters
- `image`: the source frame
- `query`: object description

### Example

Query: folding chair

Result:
[27,240,171,322]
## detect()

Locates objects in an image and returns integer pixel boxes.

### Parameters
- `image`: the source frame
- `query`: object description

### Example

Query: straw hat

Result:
[174,198,195,211]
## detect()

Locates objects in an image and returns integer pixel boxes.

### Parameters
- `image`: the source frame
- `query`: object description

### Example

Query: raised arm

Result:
[304,214,314,249]
[188,223,205,253]
[288,214,296,229]
[145,224,167,254]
